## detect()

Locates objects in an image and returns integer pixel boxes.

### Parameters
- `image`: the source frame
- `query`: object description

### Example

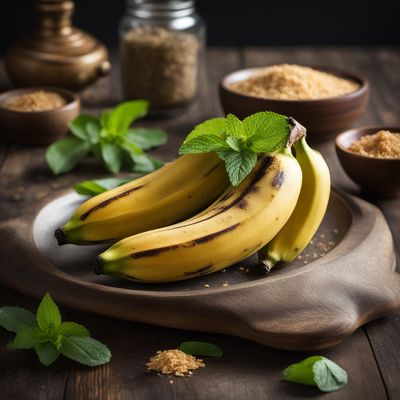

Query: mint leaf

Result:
[69,115,101,145]
[35,342,60,366]
[283,356,348,393]
[244,112,290,152]
[130,154,163,173]
[183,118,227,144]
[8,326,48,349]
[57,322,90,337]
[226,114,245,138]
[74,177,134,197]
[179,341,223,358]
[226,136,245,152]
[217,148,257,186]
[46,137,90,175]
[104,100,149,136]
[36,293,61,335]
[179,135,229,154]
[0,307,36,333]
[59,336,111,367]
[126,128,167,150]
[101,142,123,173]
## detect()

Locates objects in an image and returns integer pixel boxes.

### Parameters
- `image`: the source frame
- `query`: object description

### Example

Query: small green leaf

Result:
[101,142,123,173]
[226,114,245,138]
[46,137,90,175]
[179,135,229,154]
[36,293,62,335]
[69,115,101,144]
[226,136,245,152]
[8,326,48,349]
[74,177,134,197]
[121,140,143,156]
[183,118,227,144]
[57,322,90,337]
[35,342,60,366]
[126,128,168,150]
[217,148,257,186]
[59,336,111,367]
[179,341,223,358]
[104,100,149,136]
[0,307,36,333]
[130,154,162,173]
[283,356,348,393]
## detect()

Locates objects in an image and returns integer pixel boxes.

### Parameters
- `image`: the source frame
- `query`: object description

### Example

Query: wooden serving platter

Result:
[0,190,399,351]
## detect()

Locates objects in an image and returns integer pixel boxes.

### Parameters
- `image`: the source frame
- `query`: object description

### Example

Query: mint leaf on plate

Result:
[179,135,229,154]
[59,336,111,367]
[46,137,90,175]
[179,341,223,358]
[56,322,90,337]
[0,307,36,333]
[36,293,61,335]
[283,356,348,392]
[217,148,257,186]
[35,342,60,367]
[183,117,227,144]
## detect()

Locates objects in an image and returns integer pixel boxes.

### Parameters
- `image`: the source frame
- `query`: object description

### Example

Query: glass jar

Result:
[120,0,205,116]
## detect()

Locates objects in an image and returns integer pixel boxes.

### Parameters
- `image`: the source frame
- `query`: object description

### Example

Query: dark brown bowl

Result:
[336,126,400,198]
[0,87,80,145]
[219,66,369,142]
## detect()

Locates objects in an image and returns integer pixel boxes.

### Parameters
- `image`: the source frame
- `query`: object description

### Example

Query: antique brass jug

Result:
[5,0,111,90]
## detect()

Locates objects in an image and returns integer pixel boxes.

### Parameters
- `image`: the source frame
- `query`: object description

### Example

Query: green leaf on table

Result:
[179,135,229,154]
[74,177,134,197]
[8,326,48,350]
[179,341,223,358]
[59,336,111,367]
[217,148,257,186]
[36,293,61,335]
[130,154,164,173]
[183,117,227,144]
[126,128,168,150]
[69,115,101,145]
[102,100,149,137]
[283,356,348,393]
[35,342,60,367]
[0,307,36,333]
[46,137,90,175]
[56,322,90,337]
[101,142,123,173]
[226,113,245,138]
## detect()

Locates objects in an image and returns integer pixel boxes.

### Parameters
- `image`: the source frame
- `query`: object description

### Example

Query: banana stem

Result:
[258,252,279,273]
[286,117,306,148]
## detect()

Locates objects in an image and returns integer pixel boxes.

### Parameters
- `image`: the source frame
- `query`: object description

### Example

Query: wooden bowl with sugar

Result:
[219,65,369,142]
[336,126,400,198]
[0,87,80,145]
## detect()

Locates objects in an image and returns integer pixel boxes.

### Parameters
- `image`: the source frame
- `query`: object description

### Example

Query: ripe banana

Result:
[56,153,229,245]
[96,149,302,283]
[258,137,331,270]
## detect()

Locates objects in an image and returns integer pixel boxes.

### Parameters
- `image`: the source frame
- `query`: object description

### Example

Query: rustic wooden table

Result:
[0,47,399,400]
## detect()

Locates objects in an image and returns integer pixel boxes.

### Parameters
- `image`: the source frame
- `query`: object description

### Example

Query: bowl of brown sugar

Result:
[0,87,80,145]
[219,64,369,142]
[336,126,400,197]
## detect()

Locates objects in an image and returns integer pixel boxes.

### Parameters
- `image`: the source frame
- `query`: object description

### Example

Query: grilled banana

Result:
[56,153,229,245]
[258,137,331,270]
[96,149,302,283]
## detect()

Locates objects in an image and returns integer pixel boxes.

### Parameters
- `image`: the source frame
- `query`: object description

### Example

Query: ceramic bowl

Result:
[335,126,400,198]
[0,87,80,145]
[219,66,369,142]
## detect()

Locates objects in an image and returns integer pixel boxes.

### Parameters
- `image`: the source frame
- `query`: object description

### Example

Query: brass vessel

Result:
[5,0,111,90]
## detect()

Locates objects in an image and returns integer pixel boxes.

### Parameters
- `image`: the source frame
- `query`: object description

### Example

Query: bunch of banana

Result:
[95,149,303,283]
[55,153,230,245]
[258,137,331,271]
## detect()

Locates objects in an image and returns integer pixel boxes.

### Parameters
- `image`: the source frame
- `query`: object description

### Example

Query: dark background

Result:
[1,0,399,55]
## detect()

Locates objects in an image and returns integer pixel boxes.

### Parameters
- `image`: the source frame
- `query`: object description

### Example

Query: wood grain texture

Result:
[0,47,399,399]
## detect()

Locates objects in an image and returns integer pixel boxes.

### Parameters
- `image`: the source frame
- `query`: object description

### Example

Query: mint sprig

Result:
[0,293,111,367]
[46,100,167,175]
[179,112,290,186]
[283,356,348,392]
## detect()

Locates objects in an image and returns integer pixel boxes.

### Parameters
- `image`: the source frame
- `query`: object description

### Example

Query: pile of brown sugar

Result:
[229,64,360,100]
[348,130,400,159]
[146,349,205,377]
[4,91,66,112]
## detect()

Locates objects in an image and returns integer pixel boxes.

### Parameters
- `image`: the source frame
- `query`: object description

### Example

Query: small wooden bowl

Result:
[0,87,80,145]
[336,126,400,198]
[219,66,369,142]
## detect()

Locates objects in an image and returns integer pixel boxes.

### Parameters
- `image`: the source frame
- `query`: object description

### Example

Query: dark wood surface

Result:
[0,47,399,399]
